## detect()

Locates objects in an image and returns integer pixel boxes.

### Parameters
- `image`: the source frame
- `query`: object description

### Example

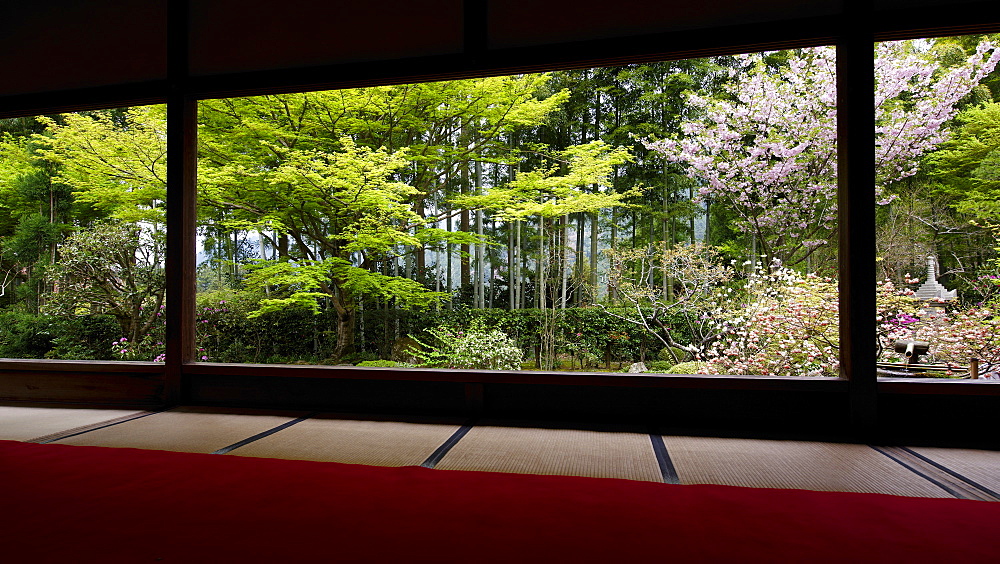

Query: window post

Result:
[165,0,196,403]
[837,1,878,437]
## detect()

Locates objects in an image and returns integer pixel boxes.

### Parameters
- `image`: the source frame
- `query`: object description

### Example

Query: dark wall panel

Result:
[189,374,468,414]
[488,0,843,49]
[878,394,1000,449]
[0,370,165,408]
[189,0,464,77]
[0,0,167,97]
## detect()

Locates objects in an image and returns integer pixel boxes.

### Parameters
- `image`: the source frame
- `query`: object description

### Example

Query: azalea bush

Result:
[703,267,840,377]
[908,308,1000,375]
[697,265,998,377]
[876,278,922,361]
[408,320,524,371]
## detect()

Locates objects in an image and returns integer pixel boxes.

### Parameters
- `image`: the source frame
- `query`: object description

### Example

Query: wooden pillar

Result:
[164,0,196,405]
[837,2,878,438]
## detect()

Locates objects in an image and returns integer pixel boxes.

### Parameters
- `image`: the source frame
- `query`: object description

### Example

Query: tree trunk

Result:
[590,210,599,289]
[414,197,426,273]
[332,309,356,360]
[536,217,544,309]
[560,214,569,309]
[277,234,289,259]
[330,289,357,360]
[475,160,485,308]
[516,221,523,309]
[508,223,515,309]
[609,207,618,302]
[446,206,453,307]
[460,188,470,292]
[576,213,585,283]
[704,200,711,245]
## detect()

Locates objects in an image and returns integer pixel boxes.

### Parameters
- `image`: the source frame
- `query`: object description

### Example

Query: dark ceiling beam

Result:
[187,14,841,100]
[0,81,168,120]
[873,1,1000,41]
[3,6,999,116]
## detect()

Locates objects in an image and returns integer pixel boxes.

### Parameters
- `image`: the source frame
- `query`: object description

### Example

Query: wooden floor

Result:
[3,404,997,501]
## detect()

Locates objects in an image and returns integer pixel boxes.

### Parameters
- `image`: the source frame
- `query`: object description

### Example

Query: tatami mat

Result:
[5,403,995,499]
[0,405,146,442]
[436,424,662,482]
[227,414,462,466]
[52,406,306,453]
[664,436,953,498]
[909,447,1000,496]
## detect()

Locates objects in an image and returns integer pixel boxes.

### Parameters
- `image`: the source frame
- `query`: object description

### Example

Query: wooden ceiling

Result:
[1,0,996,109]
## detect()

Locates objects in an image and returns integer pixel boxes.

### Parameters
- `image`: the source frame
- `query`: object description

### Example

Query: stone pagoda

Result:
[914,255,956,315]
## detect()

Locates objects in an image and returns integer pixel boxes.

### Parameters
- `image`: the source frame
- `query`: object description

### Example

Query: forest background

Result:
[2,36,1000,377]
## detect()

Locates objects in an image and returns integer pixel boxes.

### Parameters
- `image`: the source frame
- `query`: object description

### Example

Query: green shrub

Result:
[356,360,413,368]
[667,361,708,374]
[658,346,690,364]
[0,311,53,358]
[409,320,524,370]
[195,290,332,363]
[51,315,120,360]
[341,351,379,365]
[644,360,676,373]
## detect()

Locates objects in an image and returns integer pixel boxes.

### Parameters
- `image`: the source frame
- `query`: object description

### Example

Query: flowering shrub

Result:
[408,320,524,371]
[699,264,999,377]
[910,308,1000,374]
[964,273,1000,306]
[876,279,921,361]
[108,302,221,362]
[112,335,164,362]
[603,243,737,360]
[703,268,840,377]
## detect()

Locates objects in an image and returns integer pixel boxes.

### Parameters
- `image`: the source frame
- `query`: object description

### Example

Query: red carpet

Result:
[2,440,998,563]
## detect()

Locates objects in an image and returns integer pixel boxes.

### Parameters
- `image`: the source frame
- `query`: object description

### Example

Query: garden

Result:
[2,36,1000,379]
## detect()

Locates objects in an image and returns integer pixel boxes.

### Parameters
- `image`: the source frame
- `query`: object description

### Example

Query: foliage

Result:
[647,41,1000,267]
[927,102,1000,221]
[642,360,675,373]
[356,360,413,368]
[243,257,447,318]
[408,319,524,370]
[112,334,164,362]
[197,78,569,359]
[42,222,165,343]
[0,311,119,360]
[602,242,736,362]
[52,315,120,360]
[195,290,331,363]
[452,139,638,369]
[665,361,707,374]
[658,347,690,363]
[0,311,55,358]
[456,141,636,220]
[36,106,168,224]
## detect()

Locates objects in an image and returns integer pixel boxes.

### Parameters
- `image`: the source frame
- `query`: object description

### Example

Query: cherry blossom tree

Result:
[645,41,1000,268]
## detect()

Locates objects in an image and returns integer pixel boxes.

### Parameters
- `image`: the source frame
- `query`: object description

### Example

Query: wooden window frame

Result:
[2,1,1000,440]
